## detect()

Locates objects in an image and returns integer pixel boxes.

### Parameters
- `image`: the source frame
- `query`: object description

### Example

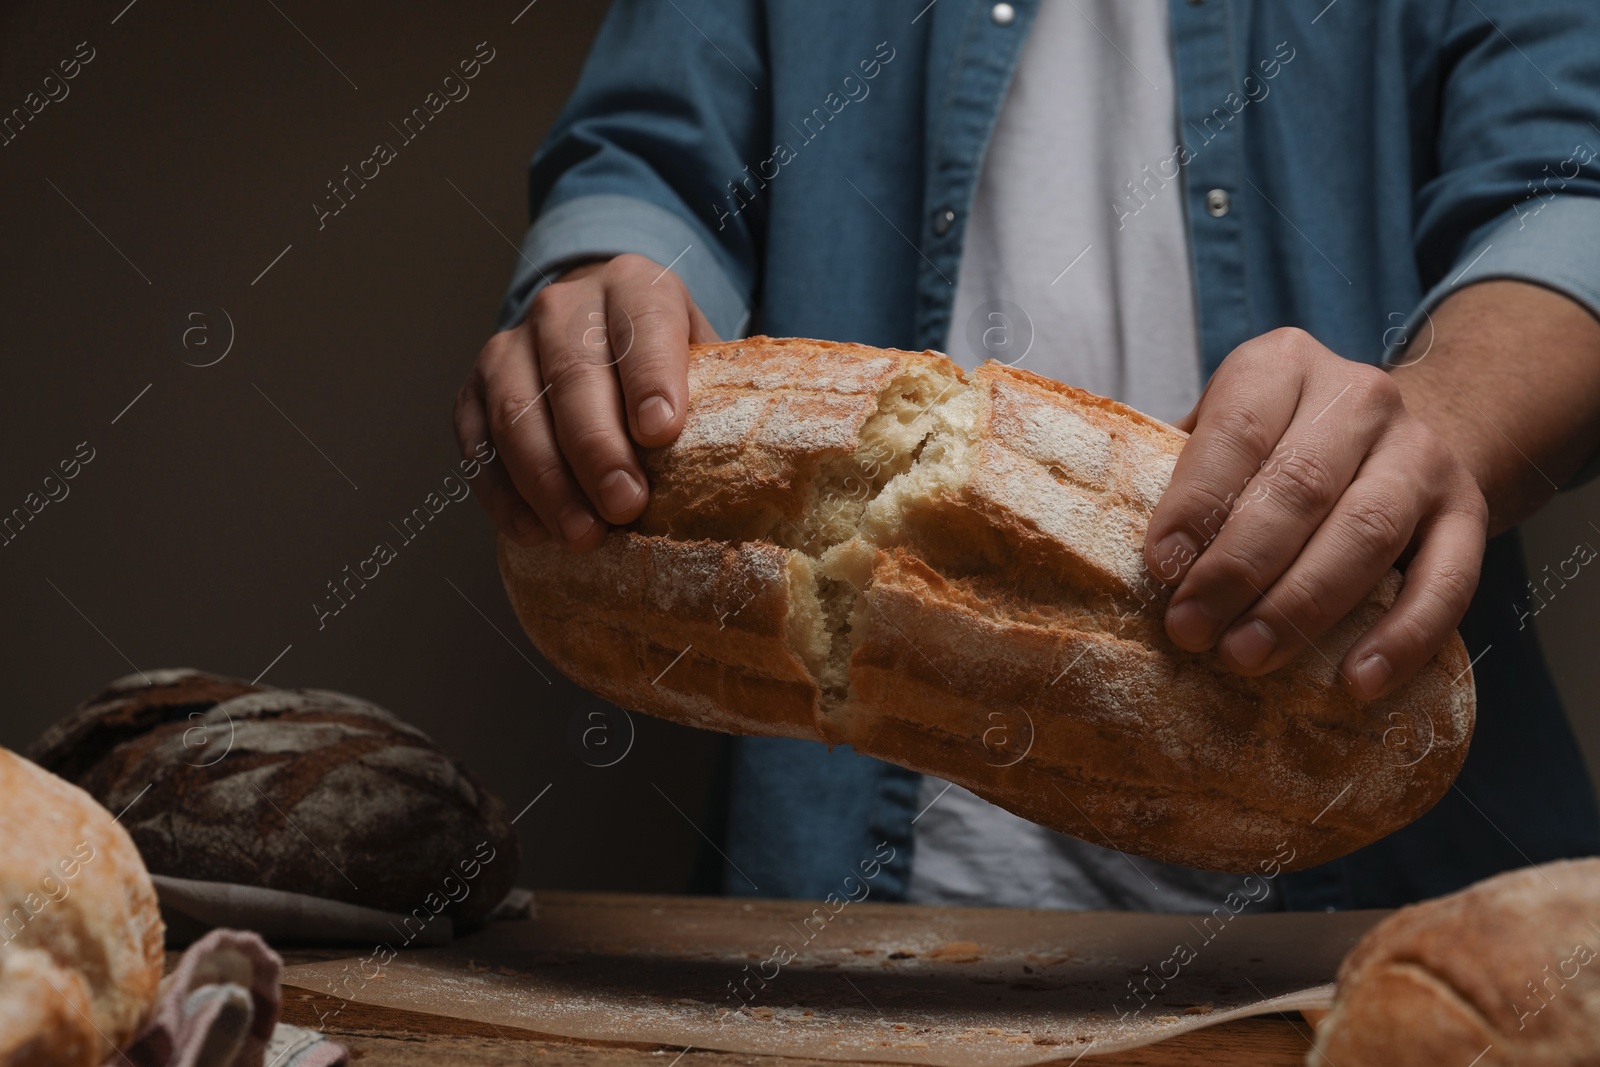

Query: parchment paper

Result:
[283,891,1383,1063]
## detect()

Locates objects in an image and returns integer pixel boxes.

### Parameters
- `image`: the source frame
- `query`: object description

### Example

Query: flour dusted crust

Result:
[30,675,522,924]
[499,535,824,739]
[27,668,264,785]
[0,748,164,1065]
[1312,859,1600,1065]
[499,336,1476,872]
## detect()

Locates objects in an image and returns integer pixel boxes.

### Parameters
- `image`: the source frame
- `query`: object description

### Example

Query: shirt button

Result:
[933,208,956,236]
[990,3,1017,26]
[1205,188,1231,217]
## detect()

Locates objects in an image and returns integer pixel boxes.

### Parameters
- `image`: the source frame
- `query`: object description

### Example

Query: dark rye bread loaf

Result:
[29,669,519,923]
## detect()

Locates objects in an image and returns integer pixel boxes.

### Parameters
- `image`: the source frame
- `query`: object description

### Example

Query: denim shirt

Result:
[501,0,1600,910]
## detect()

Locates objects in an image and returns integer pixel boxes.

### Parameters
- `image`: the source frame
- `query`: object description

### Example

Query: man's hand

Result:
[454,254,718,552]
[1144,327,1489,702]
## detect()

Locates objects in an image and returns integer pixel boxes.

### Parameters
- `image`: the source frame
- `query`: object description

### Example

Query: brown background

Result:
[1,0,1596,898]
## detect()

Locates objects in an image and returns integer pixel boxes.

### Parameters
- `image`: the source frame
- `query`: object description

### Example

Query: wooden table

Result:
[262,891,1327,1066]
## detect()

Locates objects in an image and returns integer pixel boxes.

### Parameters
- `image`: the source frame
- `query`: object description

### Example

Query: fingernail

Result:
[1225,620,1277,670]
[598,469,644,517]
[1151,531,1200,583]
[1353,653,1393,698]
[558,506,595,544]
[1167,599,1223,650]
[638,395,676,437]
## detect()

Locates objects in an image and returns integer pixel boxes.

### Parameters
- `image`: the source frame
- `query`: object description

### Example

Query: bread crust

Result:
[1312,858,1600,1065]
[0,949,98,1067]
[498,534,823,740]
[36,676,522,924]
[0,748,164,1063]
[27,668,263,785]
[500,337,1477,873]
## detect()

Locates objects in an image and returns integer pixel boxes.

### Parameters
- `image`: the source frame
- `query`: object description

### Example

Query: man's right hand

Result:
[454,254,719,552]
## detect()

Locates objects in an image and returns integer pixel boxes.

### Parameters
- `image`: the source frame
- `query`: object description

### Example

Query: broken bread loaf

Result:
[498,337,1475,872]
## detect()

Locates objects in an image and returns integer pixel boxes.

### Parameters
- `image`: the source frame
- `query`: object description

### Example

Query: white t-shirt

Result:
[911,0,1274,913]
[945,0,1201,422]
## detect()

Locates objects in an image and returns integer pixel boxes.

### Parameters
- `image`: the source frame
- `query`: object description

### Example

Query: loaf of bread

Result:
[30,669,520,924]
[499,337,1476,872]
[1312,858,1600,1065]
[0,746,165,1066]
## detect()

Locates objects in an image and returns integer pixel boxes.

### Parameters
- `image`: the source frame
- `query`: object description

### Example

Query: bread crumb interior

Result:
[778,363,980,714]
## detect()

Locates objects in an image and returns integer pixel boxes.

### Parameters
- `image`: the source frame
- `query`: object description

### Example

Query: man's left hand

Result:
[1143,327,1488,701]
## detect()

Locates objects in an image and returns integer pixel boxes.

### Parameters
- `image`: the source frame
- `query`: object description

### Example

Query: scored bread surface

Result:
[499,336,1476,872]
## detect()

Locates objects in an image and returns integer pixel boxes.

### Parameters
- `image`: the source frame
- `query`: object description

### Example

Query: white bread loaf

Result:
[1312,858,1600,1065]
[500,337,1476,873]
[0,746,164,1065]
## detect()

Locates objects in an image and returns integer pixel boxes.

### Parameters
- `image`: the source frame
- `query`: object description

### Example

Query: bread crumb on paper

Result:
[925,940,984,962]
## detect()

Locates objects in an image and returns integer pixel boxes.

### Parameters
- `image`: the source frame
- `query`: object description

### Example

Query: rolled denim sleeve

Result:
[496,0,770,339]
[1409,195,1600,329]
[1396,1,1600,486]
[1411,0,1600,286]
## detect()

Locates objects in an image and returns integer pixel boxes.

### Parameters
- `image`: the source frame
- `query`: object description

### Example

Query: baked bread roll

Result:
[499,337,1476,872]
[0,747,164,1065]
[1312,858,1600,1065]
[30,670,521,924]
